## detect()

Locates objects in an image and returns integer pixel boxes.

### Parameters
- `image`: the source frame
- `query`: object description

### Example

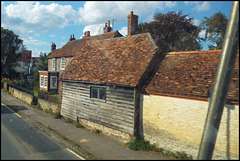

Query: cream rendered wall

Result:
[141,94,239,160]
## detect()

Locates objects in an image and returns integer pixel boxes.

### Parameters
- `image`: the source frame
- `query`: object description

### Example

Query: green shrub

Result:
[74,121,83,128]
[126,138,154,151]
[65,118,74,123]
[126,138,192,160]
[54,111,62,119]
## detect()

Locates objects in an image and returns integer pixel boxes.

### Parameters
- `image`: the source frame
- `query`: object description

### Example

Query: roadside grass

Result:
[126,138,193,160]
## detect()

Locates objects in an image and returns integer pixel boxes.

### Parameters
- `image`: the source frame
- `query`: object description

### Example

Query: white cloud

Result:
[199,30,206,39]
[49,34,56,37]
[23,37,49,46]
[193,1,211,12]
[119,26,128,36]
[78,1,165,24]
[82,23,105,37]
[2,1,78,36]
[193,19,201,26]
[165,1,177,8]
[184,1,200,6]
[32,48,49,57]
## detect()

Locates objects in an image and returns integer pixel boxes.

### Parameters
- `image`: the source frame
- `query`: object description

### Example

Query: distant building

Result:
[15,50,32,77]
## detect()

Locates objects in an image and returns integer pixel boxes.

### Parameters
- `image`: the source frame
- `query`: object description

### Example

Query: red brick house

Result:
[38,25,123,92]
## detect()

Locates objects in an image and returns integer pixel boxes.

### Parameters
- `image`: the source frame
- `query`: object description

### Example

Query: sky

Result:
[1,1,233,57]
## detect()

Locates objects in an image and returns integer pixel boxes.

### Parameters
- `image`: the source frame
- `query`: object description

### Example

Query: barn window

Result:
[90,87,106,100]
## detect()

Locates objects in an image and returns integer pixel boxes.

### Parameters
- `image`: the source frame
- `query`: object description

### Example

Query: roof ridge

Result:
[168,49,223,55]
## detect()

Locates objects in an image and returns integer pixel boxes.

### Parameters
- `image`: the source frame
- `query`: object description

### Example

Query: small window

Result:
[90,87,106,100]
[61,57,65,69]
[44,76,47,88]
[52,58,55,70]
[40,75,43,87]
[50,76,57,89]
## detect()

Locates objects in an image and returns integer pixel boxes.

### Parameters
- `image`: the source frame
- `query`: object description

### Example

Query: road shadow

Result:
[1,105,27,114]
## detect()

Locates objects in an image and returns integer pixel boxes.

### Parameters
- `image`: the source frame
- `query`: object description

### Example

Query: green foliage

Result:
[126,138,162,152]
[200,12,228,50]
[54,111,62,119]
[138,11,203,52]
[1,27,26,79]
[65,118,74,123]
[74,121,83,128]
[126,138,193,160]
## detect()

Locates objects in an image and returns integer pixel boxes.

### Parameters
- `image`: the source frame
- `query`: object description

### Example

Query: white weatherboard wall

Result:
[141,94,239,160]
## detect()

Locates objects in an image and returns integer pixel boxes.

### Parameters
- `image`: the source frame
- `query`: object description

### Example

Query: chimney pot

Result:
[86,31,90,36]
[51,42,56,52]
[127,11,138,36]
[103,20,112,33]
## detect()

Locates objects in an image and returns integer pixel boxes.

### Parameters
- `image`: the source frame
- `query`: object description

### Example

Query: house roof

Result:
[60,33,161,87]
[18,50,32,62]
[145,50,239,105]
[47,31,123,59]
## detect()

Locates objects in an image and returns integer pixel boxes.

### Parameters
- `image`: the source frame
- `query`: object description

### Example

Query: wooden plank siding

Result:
[60,81,135,134]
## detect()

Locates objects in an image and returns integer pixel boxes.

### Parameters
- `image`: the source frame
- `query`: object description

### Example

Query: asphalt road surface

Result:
[1,104,84,160]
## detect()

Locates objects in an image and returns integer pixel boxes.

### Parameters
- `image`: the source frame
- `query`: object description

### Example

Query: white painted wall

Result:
[141,94,239,160]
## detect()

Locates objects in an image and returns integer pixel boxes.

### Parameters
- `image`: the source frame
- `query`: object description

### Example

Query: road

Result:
[1,104,84,160]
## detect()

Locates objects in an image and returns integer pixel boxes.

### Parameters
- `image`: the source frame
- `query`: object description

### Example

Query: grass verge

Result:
[126,138,193,160]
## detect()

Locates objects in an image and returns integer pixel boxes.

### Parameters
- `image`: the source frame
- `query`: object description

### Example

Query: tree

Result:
[138,11,203,52]
[200,12,228,50]
[33,52,49,88]
[1,27,25,79]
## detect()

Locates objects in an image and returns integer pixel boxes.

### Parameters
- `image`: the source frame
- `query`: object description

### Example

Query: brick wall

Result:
[141,94,239,160]
[48,57,73,72]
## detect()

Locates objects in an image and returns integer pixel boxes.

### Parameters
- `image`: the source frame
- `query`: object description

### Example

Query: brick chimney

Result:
[69,34,76,41]
[103,20,112,33]
[127,11,138,36]
[86,31,90,36]
[51,42,56,52]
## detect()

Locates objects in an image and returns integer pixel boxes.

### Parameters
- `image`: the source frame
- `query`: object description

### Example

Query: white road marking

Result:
[1,103,21,118]
[66,148,85,160]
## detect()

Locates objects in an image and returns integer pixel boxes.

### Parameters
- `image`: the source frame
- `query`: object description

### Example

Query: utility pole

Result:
[197,1,239,160]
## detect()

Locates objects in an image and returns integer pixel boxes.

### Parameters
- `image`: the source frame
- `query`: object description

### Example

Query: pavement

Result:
[1,89,173,160]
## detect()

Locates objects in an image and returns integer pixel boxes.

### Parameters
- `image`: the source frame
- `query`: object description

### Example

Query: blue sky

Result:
[1,1,233,57]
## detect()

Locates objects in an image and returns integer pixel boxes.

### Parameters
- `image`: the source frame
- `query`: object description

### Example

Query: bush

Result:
[54,111,62,119]
[74,121,83,128]
[126,138,160,151]
[65,118,74,123]
[126,138,192,160]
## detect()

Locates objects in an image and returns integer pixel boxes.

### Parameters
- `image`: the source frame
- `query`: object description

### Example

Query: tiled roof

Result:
[18,50,32,62]
[48,31,123,59]
[60,33,160,87]
[145,50,239,104]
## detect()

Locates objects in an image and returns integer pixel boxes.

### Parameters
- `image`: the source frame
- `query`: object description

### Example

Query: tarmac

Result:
[1,89,173,160]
